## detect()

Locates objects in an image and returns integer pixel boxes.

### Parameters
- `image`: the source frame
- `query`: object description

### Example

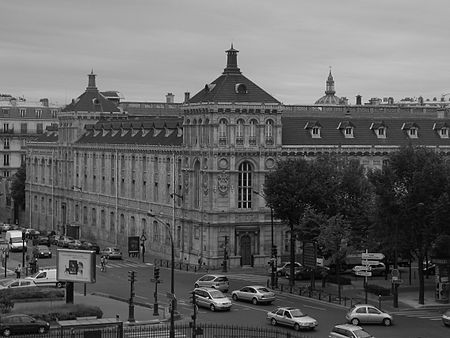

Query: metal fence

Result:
[20,322,313,338]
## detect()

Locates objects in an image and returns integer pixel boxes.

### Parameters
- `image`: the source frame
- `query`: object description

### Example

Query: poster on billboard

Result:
[57,249,96,283]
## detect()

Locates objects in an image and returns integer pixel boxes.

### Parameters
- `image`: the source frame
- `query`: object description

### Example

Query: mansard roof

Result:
[282,116,450,146]
[76,116,183,146]
[188,46,280,104]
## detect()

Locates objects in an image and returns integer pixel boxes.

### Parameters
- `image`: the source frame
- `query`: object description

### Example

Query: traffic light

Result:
[190,290,197,305]
[128,270,136,282]
[154,266,160,280]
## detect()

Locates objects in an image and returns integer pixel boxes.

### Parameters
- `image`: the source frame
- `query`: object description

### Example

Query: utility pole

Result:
[222,236,228,272]
[152,266,160,316]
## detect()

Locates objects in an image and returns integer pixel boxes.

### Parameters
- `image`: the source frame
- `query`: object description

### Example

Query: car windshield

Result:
[354,329,372,338]
[11,238,22,243]
[112,248,120,252]
[290,309,305,317]
[210,290,226,299]
[216,277,228,282]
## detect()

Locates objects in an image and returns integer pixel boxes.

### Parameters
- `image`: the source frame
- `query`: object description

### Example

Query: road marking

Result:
[231,301,271,313]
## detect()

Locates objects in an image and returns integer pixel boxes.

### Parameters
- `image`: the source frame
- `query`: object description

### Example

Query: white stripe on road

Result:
[303,304,326,311]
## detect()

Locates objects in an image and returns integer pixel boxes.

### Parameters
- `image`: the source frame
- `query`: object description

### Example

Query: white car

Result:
[193,287,232,311]
[0,278,37,290]
[194,274,229,292]
[346,304,393,326]
[329,324,374,338]
[267,307,318,331]
[231,285,275,304]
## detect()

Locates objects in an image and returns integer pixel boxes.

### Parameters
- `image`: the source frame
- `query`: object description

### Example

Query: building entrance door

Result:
[241,234,252,266]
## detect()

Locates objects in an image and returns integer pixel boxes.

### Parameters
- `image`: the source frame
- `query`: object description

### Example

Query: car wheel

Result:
[38,327,46,334]
[270,318,277,326]
[383,318,391,326]
[194,283,199,288]
[351,318,360,325]
[232,294,238,301]
[210,304,215,312]
[2,328,11,337]
[252,298,258,305]
[294,323,301,331]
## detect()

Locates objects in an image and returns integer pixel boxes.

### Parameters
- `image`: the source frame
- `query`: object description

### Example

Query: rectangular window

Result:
[154,182,159,201]
[312,127,319,135]
[36,123,43,134]
[21,123,27,134]
[35,109,42,118]
[345,127,352,135]
[3,139,10,149]
[20,109,26,117]
[3,123,9,133]
[378,128,385,136]
[3,154,9,166]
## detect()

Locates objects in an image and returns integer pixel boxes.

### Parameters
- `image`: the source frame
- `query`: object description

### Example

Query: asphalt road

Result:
[4,245,450,338]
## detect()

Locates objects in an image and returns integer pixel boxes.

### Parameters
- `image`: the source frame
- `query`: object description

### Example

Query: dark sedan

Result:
[0,314,50,336]
[80,241,101,254]
[32,245,52,258]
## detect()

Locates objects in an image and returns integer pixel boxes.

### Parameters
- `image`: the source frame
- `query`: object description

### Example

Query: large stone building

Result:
[26,46,450,268]
[0,95,60,224]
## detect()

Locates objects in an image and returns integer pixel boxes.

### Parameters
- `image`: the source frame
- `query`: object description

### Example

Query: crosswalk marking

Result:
[224,273,270,284]
[95,261,153,269]
[393,309,443,321]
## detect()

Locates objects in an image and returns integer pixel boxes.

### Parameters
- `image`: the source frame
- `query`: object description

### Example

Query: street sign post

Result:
[355,271,372,277]
[361,253,385,260]
[361,260,381,266]
[354,265,372,272]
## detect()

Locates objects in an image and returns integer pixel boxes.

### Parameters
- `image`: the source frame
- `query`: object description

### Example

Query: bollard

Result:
[329,294,332,302]
[344,297,347,306]
[319,292,321,300]
[378,294,382,310]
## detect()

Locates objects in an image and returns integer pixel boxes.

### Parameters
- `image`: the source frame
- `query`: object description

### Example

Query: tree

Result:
[10,163,26,210]
[369,145,450,304]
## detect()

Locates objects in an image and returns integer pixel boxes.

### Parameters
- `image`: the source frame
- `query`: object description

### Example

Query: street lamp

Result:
[147,211,175,338]
[253,190,276,289]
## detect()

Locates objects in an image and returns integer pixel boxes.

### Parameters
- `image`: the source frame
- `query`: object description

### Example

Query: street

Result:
[3,245,449,338]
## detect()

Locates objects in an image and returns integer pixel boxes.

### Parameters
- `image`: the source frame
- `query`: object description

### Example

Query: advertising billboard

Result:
[57,249,96,283]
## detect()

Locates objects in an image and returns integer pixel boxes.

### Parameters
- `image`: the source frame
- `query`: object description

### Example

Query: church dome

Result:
[315,70,343,105]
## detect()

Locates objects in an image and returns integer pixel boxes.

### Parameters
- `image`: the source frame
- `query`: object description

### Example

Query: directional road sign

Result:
[355,271,372,277]
[354,265,371,272]
[361,252,385,260]
[362,260,380,266]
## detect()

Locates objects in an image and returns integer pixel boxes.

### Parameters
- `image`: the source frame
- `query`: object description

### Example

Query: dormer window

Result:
[402,122,419,139]
[337,121,355,138]
[304,121,322,138]
[433,122,449,139]
[370,122,387,139]
[235,83,247,94]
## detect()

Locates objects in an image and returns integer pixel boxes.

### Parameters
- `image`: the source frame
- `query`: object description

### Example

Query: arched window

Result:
[153,220,160,242]
[238,162,252,209]
[219,119,227,145]
[193,161,200,209]
[265,119,274,145]
[204,119,210,145]
[236,119,244,145]
[120,214,125,233]
[193,119,198,145]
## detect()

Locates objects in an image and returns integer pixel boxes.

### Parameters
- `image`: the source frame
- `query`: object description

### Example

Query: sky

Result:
[1,0,450,106]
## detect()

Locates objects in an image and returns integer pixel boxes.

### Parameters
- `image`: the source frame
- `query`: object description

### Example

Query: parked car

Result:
[25,268,64,288]
[68,239,83,249]
[32,245,52,258]
[346,304,393,326]
[100,247,123,259]
[193,287,232,311]
[352,263,387,277]
[36,236,51,246]
[58,236,75,248]
[442,309,450,327]
[0,314,50,336]
[194,274,229,292]
[24,228,40,240]
[275,262,303,276]
[0,278,37,290]
[328,324,374,338]
[286,266,330,280]
[50,234,63,245]
[267,307,318,331]
[231,285,275,304]
[80,241,100,254]
[0,223,11,232]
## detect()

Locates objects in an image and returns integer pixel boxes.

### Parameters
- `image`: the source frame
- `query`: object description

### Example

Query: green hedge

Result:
[11,303,103,322]
[326,274,352,285]
[365,284,391,296]
[0,288,65,300]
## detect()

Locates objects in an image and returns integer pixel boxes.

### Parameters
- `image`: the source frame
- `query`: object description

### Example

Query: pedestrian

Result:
[15,264,21,278]
[198,256,203,270]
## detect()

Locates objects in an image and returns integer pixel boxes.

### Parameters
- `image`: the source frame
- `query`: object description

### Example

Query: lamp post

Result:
[147,211,175,338]
[253,190,276,289]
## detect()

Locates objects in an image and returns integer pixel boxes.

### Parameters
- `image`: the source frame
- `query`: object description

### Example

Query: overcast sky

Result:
[1,0,449,106]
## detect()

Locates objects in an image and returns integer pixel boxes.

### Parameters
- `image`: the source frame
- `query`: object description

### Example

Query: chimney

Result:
[166,93,174,104]
[388,97,394,105]
[40,98,49,107]
[184,92,190,103]
[356,95,362,105]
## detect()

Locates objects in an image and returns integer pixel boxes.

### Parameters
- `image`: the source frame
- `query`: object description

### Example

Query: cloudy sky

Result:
[1,0,449,106]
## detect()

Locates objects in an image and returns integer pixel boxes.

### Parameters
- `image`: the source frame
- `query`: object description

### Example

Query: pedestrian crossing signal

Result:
[154,266,160,280]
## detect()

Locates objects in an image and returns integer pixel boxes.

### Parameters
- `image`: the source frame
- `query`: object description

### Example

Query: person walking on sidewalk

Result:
[15,264,21,278]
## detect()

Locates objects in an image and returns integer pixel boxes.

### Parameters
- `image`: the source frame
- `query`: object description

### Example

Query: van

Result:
[25,268,65,288]
[5,230,26,252]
